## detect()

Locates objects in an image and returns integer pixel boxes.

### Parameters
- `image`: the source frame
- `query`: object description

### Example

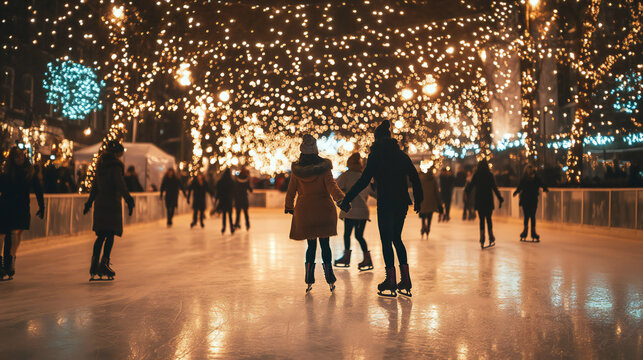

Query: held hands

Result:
[36,208,44,219]
[338,199,351,213]
[413,203,421,214]
[438,205,444,215]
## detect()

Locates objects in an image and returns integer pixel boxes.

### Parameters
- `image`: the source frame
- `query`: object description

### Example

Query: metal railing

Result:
[453,187,643,230]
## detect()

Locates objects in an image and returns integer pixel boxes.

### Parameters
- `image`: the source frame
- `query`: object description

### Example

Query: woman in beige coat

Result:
[285,134,345,293]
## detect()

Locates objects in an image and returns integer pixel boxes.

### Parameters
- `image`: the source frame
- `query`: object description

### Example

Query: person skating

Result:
[464,159,504,249]
[233,168,253,230]
[462,170,476,221]
[124,165,144,192]
[513,164,548,242]
[339,120,423,297]
[419,168,443,237]
[160,168,184,227]
[439,167,455,222]
[83,141,135,281]
[285,134,345,293]
[186,173,209,228]
[0,146,45,280]
[334,153,375,271]
[216,169,235,234]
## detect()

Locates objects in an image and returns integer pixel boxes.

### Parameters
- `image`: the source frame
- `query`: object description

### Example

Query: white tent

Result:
[74,142,175,191]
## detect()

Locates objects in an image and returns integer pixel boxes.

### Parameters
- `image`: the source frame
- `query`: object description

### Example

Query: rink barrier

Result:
[21,190,284,242]
[452,187,643,231]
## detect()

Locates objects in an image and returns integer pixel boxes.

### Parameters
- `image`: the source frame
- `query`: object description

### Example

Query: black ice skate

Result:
[358,251,374,271]
[97,257,115,280]
[519,229,528,242]
[322,263,336,292]
[89,255,101,281]
[531,230,540,242]
[377,267,397,297]
[487,235,496,248]
[305,262,315,293]
[397,264,412,297]
[334,249,351,268]
[4,255,15,280]
[0,256,6,281]
[479,230,485,249]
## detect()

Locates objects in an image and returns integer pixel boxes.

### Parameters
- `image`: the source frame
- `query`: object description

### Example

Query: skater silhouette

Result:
[233,167,253,230]
[418,167,443,237]
[462,170,476,221]
[335,153,376,271]
[187,172,210,228]
[84,140,135,281]
[513,164,548,242]
[160,168,184,227]
[0,146,44,280]
[216,168,235,234]
[464,159,503,249]
[285,134,345,293]
[438,167,455,222]
[339,120,423,297]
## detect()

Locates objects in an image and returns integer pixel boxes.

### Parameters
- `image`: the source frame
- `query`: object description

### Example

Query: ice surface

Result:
[0,209,641,359]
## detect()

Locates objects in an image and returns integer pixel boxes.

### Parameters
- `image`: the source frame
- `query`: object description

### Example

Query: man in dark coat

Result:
[124,165,144,192]
[160,168,184,227]
[513,164,548,241]
[186,173,210,228]
[84,140,135,280]
[465,159,504,248]
[233,168,253,230]
[439,167,455,222]
[216,169,235,234]
[339,120,423,297]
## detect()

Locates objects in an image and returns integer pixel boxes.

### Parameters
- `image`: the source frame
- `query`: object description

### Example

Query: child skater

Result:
[513,164,548,242]
[84,140,135,280]
[285,134,345,293]
[464,159,503,249]
[334,153,375,271]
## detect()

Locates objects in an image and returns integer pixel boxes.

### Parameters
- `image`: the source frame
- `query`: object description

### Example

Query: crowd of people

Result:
[0,126,554,292]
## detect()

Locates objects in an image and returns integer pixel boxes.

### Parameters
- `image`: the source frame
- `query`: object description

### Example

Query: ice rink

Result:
[0,209,641,359]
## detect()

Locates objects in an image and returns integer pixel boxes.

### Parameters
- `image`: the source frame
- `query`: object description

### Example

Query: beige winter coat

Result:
[285,159,345,240]
[419,172,442,215]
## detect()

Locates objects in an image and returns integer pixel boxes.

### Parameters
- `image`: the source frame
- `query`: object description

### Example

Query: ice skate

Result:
[89,255,101,281]
[397,264,412,297]
[519,229,528,242]
[304,263,315,293]
[4,255,15,280]
[97,257,115,280]
[488,234,496,248]
[531,230,540,243]
[322,263,336,292]
[0,256,6,281]
[377,267,397,297]
[358,251,374,271]
[479,230,485,249]
[333,249,351,268]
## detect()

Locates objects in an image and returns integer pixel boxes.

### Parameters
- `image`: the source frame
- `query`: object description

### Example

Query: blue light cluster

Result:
[494,133,526,152]
[43,60,105,120]
[547,134,615,149]
[612,72,641,114]
[442,143,480,159]
[624,132,643,146]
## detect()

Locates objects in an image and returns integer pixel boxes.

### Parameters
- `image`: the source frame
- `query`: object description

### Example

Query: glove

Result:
[498,197,504,209]
[438,205,444,214]
[83,201,92,215]
[513,190,519,197]
[284,209,294,215]
[36,208,44,219]
[187,198,190,205]
[126,197,135,216]
[413,203,421,214]
[338,199,351,213]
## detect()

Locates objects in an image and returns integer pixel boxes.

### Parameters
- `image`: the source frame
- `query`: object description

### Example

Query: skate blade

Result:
[483,243,495,249]
[358,266,374,272]
[333,263,350,268]
[306,284,313,293]
[377,290,397,298]
[329,284,336,292]
[397,289,412,297]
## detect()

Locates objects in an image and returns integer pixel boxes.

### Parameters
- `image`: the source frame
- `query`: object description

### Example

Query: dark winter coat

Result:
[514,175,548,209]
[160,174,183,208]
[285,158,344,240]
[216,177,234,212]
[233,176,252,210]
[343,138,423,214]
[0,165,44,232]
[125,173,144,192]
[187,179,210,211]
[465,170,503,214]
[88,154,133,237]
[439,173,455,199]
